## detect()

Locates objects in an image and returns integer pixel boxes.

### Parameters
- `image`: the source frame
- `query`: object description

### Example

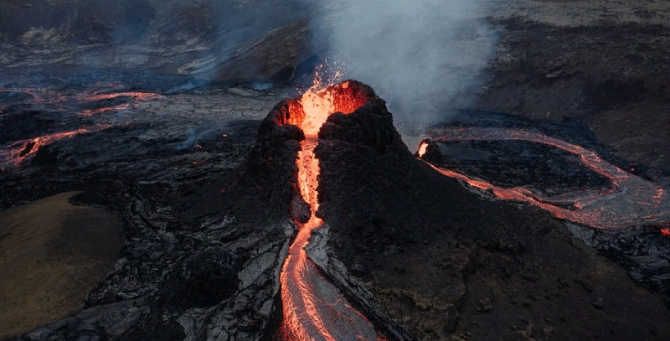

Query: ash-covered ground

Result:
[2,0,670,340]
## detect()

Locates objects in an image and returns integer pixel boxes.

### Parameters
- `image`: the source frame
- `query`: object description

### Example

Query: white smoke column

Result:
[314,0,497,124]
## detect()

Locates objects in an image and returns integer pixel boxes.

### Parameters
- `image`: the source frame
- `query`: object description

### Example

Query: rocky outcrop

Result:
[306,225,416,341]
[414,139,444,165]
[314,92,471,339]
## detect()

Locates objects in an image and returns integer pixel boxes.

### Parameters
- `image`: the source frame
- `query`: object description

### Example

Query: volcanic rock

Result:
[318,98,407,155]
[31,145,59,166]
[415,138,444,165]
[1,69,669,340]
[312,84,670,340]
[0,81,304,341]
[161,247,240,309]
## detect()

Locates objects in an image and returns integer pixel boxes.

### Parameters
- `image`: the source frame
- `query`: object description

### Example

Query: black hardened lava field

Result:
[2,1,670,341]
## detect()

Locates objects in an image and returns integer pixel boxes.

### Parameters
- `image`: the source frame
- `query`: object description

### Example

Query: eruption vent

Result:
[273,80,372,135]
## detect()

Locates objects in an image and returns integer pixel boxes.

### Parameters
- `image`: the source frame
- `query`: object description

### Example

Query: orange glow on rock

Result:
[276,74,371,135]
[276,78,382,340]
[417,141,428,157]
[79,103,130,117]
[662,228,670,237]
[77,91,162,102]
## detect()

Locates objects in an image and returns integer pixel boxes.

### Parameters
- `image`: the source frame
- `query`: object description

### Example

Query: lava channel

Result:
[273,79,384,340]
[420,127,670,229]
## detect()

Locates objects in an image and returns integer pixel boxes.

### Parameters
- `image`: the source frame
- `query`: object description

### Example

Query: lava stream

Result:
[278,80,382,340]
[280,138,379,341]
[1,86,161,115]
[423,127,670,229]
[76,91,162,102]
[0,125,110,170]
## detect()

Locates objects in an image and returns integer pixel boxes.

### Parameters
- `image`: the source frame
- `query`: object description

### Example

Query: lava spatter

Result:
[272,80,384,340]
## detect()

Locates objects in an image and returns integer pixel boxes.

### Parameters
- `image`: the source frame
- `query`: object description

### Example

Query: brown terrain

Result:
[0,192,122,339]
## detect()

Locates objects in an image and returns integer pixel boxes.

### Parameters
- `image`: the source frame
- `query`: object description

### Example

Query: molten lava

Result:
[424,127,670,230]
[76,91,162,102]
[0,86,160,116]
[0,125,110,170]
[276,80,382,340]
[79,103,130,117]
[417,141,428,158]
[1,87,163,169]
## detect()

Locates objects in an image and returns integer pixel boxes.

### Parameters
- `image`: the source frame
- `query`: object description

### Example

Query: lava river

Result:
[0,125,111,170]
[422,127,670,230]
[276,81,384,340]
[0,85,162,169]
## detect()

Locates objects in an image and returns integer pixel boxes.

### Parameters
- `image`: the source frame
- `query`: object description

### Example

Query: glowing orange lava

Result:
[417,141,428,157]
[79,103,130,117]
[1,87,161,116]
[277,79,382,340]
[425,127,670,230]
[76,91,162,102]
[0,125,110,170]
[661,228,670,237]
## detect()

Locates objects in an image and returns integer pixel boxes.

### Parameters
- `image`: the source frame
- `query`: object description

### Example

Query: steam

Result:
[165,79,207,95]
[250,81,274,91]
[186,0,311,81]
[175,126,222,150]
[312,0,497,124]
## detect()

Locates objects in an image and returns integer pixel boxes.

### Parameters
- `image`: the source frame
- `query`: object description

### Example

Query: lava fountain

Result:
[269,80,384,340]
[418,127,670,230]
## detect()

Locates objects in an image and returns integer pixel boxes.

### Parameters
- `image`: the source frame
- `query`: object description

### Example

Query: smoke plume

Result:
[312,0,497,124]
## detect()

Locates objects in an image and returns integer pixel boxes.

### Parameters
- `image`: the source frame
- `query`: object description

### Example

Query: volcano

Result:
[1,77,670,341]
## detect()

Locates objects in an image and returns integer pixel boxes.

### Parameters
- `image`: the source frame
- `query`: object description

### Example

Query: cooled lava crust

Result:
[307,85,670,340]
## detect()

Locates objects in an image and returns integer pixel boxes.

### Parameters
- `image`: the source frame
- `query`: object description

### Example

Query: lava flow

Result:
[0,125,110,170]
[421,127,670,230]
[275,80,383,340]
[76,91,163,102]
[1,86,161,116]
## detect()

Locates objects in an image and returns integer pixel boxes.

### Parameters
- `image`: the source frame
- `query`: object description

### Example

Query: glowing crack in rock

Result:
[425,127,670,230]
